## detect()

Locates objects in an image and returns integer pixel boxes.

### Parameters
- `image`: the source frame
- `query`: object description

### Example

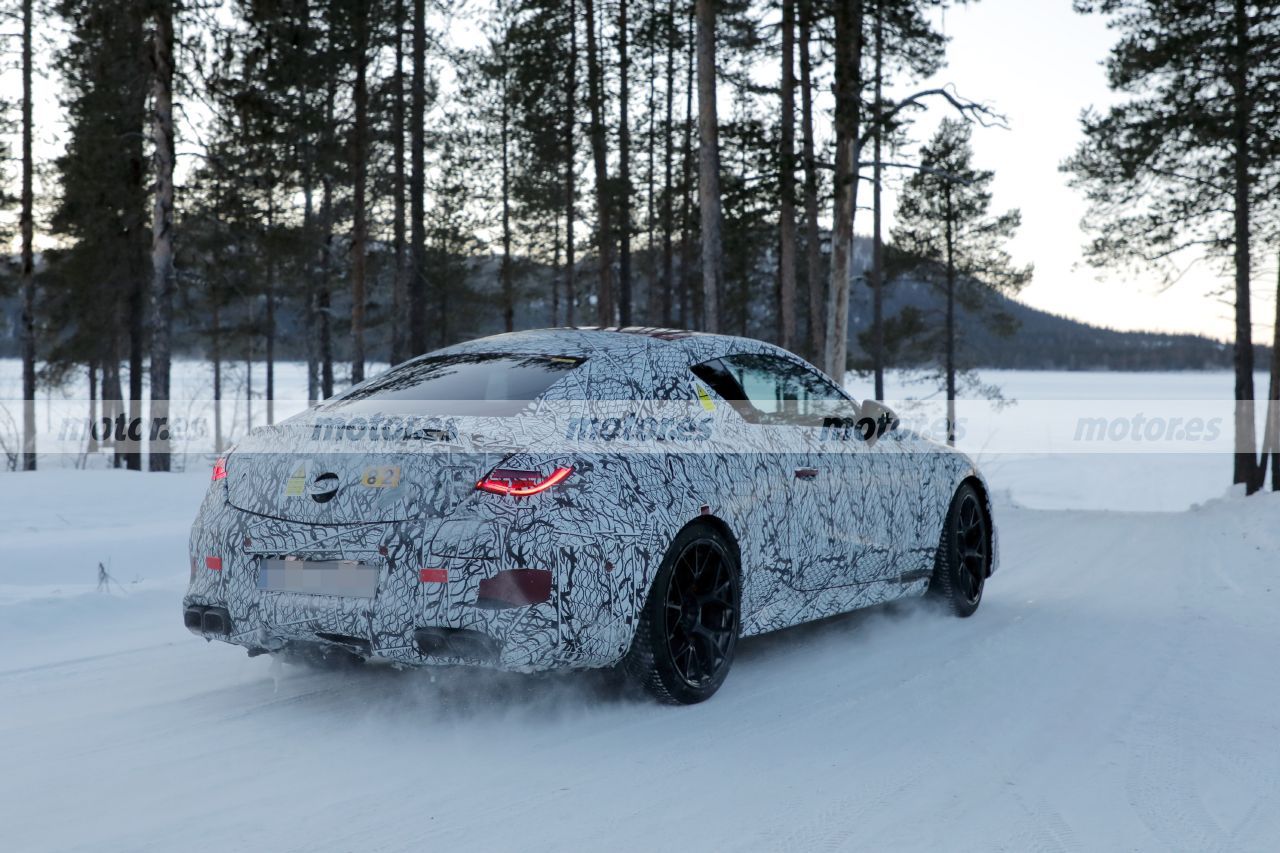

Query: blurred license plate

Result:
[258,558,379,598]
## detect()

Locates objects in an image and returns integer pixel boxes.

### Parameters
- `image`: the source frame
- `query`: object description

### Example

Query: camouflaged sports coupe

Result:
[184,328,996,704]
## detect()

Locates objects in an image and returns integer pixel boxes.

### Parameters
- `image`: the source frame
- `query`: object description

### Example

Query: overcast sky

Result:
[886,0,1277,343]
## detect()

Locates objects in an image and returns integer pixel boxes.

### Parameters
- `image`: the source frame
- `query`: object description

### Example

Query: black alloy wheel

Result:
[625,524,741,704]
[930,483,990,617]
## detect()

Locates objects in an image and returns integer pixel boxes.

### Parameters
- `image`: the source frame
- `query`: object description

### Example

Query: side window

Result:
[689,358,745,407]
[692,354,854,426]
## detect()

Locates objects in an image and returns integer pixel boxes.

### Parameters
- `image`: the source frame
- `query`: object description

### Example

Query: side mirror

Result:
[860,399,900,437]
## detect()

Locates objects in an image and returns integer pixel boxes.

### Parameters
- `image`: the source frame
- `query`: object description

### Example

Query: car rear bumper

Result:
[185,506,630,673]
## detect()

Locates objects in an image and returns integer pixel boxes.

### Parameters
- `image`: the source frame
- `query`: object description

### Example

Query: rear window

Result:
[326,353,584,415]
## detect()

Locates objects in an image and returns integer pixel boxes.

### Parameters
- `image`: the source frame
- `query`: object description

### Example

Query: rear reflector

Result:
[419,568,448,583]
[205,556,223,571]
[476,568,552,609]
[476,466,573,497]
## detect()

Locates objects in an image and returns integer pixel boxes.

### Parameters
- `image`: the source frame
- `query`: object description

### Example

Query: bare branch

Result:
[858,161,975,186]
[860,85,1008,148]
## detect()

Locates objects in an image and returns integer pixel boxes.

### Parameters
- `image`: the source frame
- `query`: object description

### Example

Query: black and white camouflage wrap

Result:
[184,329,997,672]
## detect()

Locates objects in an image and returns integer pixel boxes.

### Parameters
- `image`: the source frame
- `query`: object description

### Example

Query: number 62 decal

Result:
[360,465,402,488]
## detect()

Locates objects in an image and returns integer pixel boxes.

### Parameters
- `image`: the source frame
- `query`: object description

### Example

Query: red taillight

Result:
[419,568,448,583]
[476,466,573,497]
[205,556,223,571]
[211,457,227,481]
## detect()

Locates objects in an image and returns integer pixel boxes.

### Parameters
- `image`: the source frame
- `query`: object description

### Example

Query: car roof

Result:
[382,327,849,403]
[429,327,772,361]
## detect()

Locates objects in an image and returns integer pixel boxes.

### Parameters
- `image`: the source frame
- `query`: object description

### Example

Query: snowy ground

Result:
[2,367,1279,851]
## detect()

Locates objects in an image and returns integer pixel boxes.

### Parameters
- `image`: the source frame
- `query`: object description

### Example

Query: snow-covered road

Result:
[2,471,1278,852]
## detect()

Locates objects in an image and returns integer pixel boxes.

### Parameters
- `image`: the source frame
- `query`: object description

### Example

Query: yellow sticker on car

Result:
[361,465,402,488]
[284,464,307,497]
[695,384,716,412]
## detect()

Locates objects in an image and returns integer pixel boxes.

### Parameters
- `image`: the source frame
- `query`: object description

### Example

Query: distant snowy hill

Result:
[3,238,1266,370]
[849,268,1245,371]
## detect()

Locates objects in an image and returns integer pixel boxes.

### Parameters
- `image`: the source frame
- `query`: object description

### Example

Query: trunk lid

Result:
[225,420,509,524]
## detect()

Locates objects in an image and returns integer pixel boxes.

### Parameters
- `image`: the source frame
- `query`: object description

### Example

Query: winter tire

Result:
[930,482,990,618]
[624,524,741,704]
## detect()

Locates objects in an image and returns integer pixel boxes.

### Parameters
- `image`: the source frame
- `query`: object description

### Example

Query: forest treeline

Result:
[1,0,1279,491]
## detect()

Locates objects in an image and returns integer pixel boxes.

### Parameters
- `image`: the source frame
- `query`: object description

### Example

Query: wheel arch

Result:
[678,513,742,567]
[957,473,998,578]
[625,512,744,643]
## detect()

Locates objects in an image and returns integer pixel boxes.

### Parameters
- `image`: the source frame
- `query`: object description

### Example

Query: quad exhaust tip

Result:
[414,627,500,663]
[184,605,232,637]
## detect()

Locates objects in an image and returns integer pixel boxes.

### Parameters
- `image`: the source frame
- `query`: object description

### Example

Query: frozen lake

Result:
[0,358,1268,511]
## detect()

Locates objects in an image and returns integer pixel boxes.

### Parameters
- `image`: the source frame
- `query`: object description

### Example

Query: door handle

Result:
[794,467,819,480]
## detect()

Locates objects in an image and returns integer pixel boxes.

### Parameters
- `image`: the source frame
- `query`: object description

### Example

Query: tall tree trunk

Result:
[303,160,319,403]
[644,22,658,326]
[870,4,885,401]
[944,184,956,446]
[391,0,408,364]
[677,3,696,328]
[777,0,797,351]
[264,195,276,424]
[659,0,677,327]
[319,72,336,399]
[212,297,223,453]
[409,0,427,354]
[500,67,515,333]
[1266,252,1280,490]
[87,361,98,455]
[297,2,318,404]
[350,1,369,384]
[551,216,561,325]
[124,8,148,473]
[259,23,277,426]
[694,0,723,333]
[617,0,633,325]
[585,0,616,325]
[1230,0,1260,492]
[823,0,864,380]
[798,0,822,364]
[102,349,122,468]
[127,269,145,472]
[564,0,577,326]
[20,0,35,471]
[211,175,227,443]
[245,330,253,434]
[319,223,334,398]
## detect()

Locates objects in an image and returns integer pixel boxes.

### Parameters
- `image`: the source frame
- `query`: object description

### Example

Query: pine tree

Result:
[505,0,577,328]
[49,0,150,470]
[892,119,1031,445]
[1065,0,1280,492]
